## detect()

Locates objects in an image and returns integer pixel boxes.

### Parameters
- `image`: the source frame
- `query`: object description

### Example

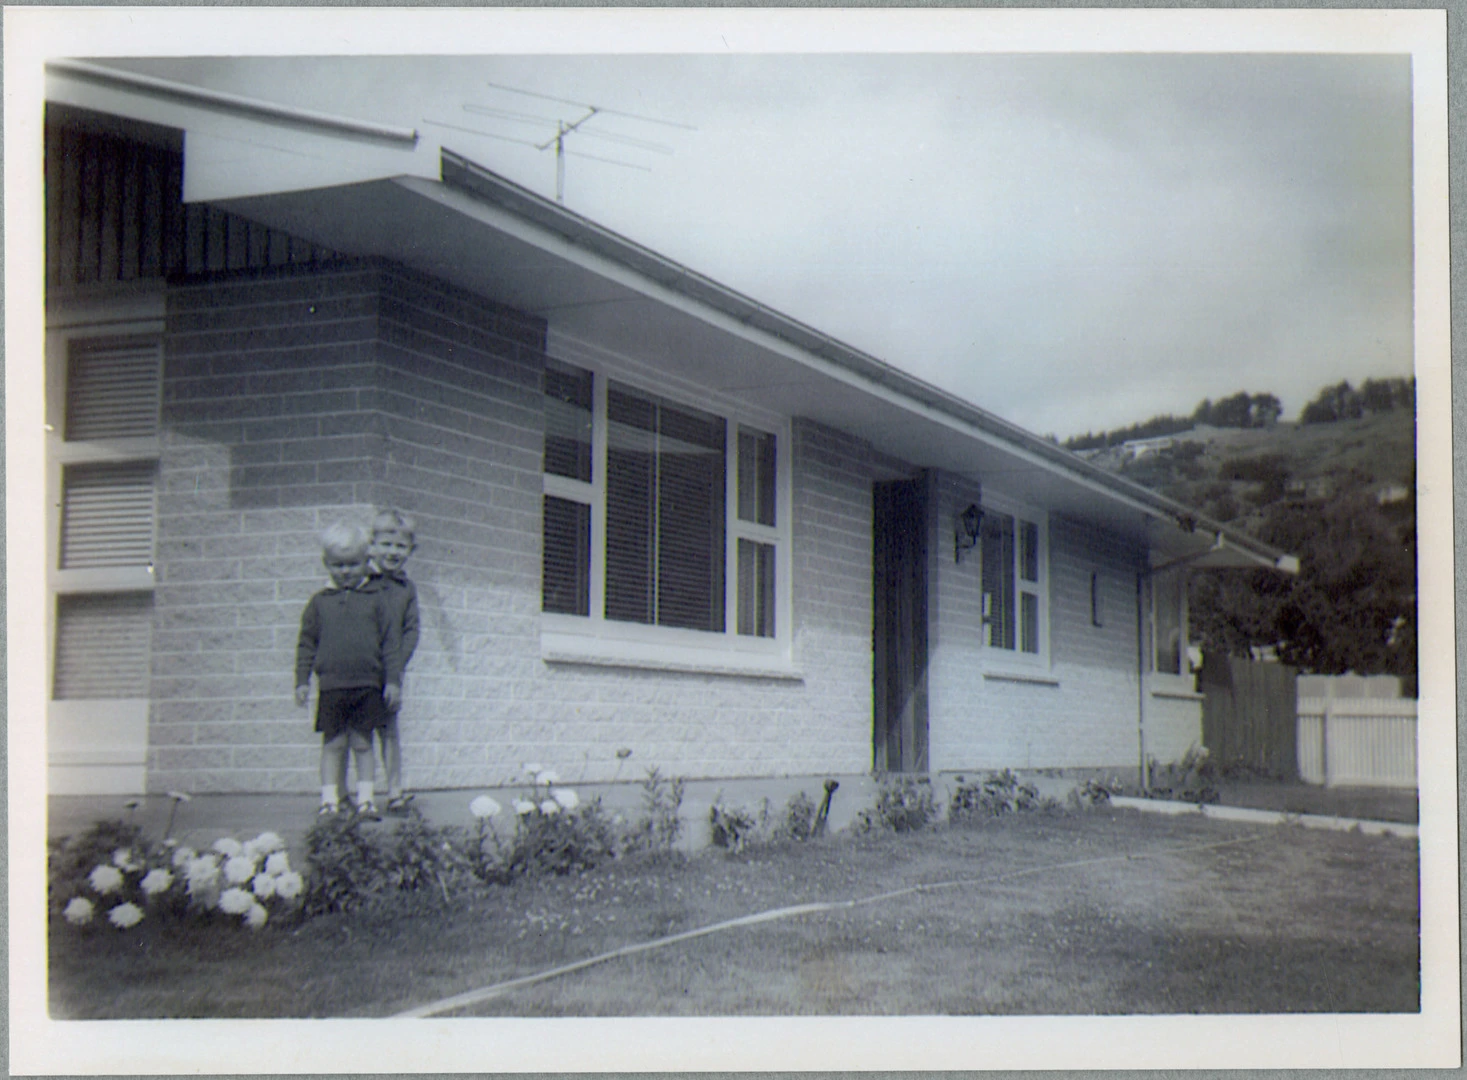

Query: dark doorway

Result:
[872,475,930,772]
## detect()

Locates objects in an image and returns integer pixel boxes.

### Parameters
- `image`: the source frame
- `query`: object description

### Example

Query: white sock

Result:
[321,784,338,806]
[358,781,374,806]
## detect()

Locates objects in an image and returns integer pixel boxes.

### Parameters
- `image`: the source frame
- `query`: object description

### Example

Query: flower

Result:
[470,795,502,819]
[513,799,536,816]
[63,897,95,925]
[274,871,304,900]
[111,847,141,870]
[263,852,290,876]
[244,832,284,858]
[521,762,543,778]
[88,865,124,894]
[219,887,254,915]
[535,769,559,786]
[171,846,198,869]
[212,838,243,857]
[251,873,277,899]
[224,855,257,885]
[540,799,561,816]
[166,790,193,802]
[551,788,579,810]
[139,868,174,896]
[107,902,144,929]
[245,902,268,930]
[185,855,220,893]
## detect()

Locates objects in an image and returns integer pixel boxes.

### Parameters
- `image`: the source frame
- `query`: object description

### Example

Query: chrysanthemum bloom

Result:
[111,848,142,871]
[251,873,277,899]
[139,868,174,896]
[540,799,560,816]
[536,769,559,786]
[244,832,285,858]
[551,788,579,810]
[219,887,253,915]
[274,871,304,900]
[107,902,144,929]
[264,852,290,876]
[522,762,543,778]
[88,864,124,894]
[245,903,268,930]
[171,846,197,869]
[212,837,243,857]
[63,897,95,925]
[166,790,192,803]
[470,795,501,819]
[185,857,220,893]
[513,799,536,816]
[224,855,257,885]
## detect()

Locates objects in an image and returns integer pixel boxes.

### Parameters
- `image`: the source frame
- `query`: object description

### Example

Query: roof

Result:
[45,59,1296,575]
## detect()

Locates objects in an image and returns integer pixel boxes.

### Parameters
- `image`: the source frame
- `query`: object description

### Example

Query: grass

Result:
[48,807,1419,1018]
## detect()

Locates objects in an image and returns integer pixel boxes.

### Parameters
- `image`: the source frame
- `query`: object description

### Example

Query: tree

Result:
[1300,380,1364,424]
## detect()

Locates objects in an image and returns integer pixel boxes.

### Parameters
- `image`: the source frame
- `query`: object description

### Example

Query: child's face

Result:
[323,549,370,590]
[371,530,416,573]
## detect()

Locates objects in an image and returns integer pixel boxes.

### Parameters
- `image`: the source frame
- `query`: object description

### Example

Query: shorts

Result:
[315,687,388,741]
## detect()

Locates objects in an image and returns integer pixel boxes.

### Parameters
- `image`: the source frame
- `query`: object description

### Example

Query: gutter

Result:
[46,59,419,146]
[439,150,1292,570]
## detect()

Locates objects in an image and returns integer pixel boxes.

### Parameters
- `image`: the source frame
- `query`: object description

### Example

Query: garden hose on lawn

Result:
[392,832,1266,1018]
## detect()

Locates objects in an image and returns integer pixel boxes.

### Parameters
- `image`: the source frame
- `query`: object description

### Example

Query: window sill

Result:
[1148,674,1202,701]
[983,669,1060,687]
[1151,688,1205,702]
[540,629,804,681]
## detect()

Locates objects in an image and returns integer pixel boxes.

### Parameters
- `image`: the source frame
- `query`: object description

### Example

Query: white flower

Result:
[470,795,502,819]
[111,848,142,871]
[244,832,285,858]
[63,897,94,925]
[251,873,277,899]
[513,799,536,816]
[521,762,543,778]
[551,787,579,810]
[88,865,123,894]
[166,790,192,802]
[264,852,290,876]
[212,837,243,857]
[107,902,143,929]
[139,868,174,896]
[171,846,197,868]
[274,871,304,900]
[245,902,268,930]
[219,887,254,915]
[185,856,220,893]
[540,799,560,816]
[535,769,559,786]
[224,855,257,885]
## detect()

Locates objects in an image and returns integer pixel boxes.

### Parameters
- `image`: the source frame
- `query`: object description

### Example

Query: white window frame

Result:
[977,495,1051,672]
[539,355,797,679]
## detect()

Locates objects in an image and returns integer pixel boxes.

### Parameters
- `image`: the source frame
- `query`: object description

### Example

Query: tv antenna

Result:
[425,81,695,204]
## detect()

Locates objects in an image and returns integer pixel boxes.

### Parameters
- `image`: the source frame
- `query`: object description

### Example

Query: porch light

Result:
[955,503,984,564]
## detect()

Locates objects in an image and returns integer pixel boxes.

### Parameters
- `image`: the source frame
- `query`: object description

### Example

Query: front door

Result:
[872,475,930,773]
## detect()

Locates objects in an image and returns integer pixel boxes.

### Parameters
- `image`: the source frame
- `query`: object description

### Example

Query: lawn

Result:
[48,807,1419,1018]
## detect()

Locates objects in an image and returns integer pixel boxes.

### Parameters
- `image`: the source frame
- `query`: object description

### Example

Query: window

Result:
[1152,569,1186,676]
[980,507,1047,660]
[540,359,789,668]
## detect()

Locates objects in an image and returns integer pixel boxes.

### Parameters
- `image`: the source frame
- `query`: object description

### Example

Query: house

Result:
[41,61,1297,796]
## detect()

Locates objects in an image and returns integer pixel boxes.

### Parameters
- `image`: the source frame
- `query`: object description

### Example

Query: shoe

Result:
[318,802,339,817]
[386,793,414,814]
[356,802,381,821]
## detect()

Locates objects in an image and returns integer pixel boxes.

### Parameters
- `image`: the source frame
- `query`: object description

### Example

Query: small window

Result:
[737,539,776,638]
[1153,570,1185,675]
[981,508,1046,657]
[737,427,777,526]
[59,460,157,569]
[53,592,153,698]
[544,358,593,482]
[65,336,161,441]
[542,496,590,616]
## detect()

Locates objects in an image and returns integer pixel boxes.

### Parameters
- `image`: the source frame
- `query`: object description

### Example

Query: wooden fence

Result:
[1198,655,1298,777]
[1297,697,1417,788]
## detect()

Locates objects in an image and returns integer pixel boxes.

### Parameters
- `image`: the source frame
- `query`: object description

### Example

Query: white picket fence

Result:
[1297,696,1417,788]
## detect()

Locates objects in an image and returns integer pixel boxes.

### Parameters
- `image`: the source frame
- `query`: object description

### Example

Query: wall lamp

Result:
[955,503,984,564]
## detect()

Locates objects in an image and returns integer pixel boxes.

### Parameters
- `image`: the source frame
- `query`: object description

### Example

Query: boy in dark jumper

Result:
[295,522,403,817]
[368,508,420,813]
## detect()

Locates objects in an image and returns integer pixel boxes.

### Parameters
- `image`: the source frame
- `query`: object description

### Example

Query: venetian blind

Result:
[59,461,157,569]
[53,592,153,699]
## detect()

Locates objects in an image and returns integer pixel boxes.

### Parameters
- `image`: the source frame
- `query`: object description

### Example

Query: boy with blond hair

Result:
[295,522,402,818]
[368,508,420,813]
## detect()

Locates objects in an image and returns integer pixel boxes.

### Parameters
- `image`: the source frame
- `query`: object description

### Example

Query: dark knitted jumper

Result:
[295,580,404,692]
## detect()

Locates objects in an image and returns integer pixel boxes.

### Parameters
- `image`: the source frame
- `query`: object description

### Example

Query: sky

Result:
[112,52,1416,441]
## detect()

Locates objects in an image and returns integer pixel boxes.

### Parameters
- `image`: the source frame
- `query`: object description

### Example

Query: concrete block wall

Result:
[926,472,1176,772]
[148,259,881,793]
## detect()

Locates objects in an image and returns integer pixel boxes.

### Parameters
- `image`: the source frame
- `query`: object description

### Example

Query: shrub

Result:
[504,799,619,877]
[949,769,1042,823]
[302,811,471,916]
[1146,745,1219,805]
[623,767,686,857]
[780,790,817,842]
[857,776,938,833]
[708,800,764,853]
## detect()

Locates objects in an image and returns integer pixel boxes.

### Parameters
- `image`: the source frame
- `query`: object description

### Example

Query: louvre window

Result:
[737,539,776,638]
[544,358,593,482]
[59,460,156,569]
[542,495,591,616]
[65,336,161,441]
[982,509,1046,657]
[1153,569,1185,675]
[53,592,153,699]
